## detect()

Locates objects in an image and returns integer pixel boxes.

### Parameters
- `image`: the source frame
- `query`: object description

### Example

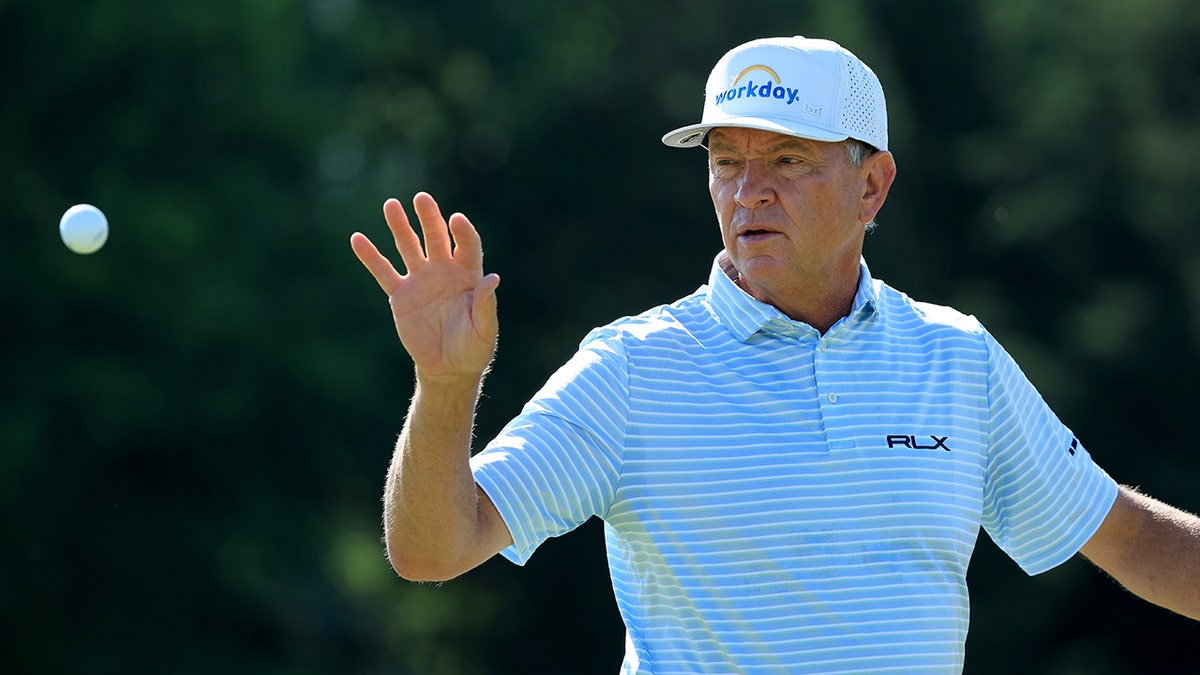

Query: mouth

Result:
[736,227,780,242]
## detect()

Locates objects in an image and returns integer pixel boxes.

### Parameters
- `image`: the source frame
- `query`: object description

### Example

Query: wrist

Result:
[413,369,488,396]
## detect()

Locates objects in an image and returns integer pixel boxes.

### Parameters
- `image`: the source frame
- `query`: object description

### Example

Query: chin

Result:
[736,255,787,282]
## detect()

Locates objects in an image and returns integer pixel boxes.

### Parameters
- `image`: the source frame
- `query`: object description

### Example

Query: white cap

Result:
[662,36,888,151]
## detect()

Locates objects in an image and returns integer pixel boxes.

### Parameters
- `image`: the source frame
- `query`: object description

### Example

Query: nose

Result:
[734,161,774,209]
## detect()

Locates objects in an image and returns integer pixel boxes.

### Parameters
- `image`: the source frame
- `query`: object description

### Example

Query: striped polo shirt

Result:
[471,253,1118,674]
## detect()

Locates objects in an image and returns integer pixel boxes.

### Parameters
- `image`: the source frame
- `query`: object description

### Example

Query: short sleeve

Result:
[981,331,1118,575]
[470,335,629,565]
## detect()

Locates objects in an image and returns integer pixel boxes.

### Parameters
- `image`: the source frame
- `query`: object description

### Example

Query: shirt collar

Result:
[705,251,880,343]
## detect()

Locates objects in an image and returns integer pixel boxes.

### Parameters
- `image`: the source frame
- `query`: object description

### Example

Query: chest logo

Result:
[886,434,951,451]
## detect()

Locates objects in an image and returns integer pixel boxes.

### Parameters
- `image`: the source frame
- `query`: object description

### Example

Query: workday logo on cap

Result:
[713,64,816,111]
[662,36,888,152]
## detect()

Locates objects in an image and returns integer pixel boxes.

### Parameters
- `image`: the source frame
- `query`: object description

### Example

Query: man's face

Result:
[707,128,871,303]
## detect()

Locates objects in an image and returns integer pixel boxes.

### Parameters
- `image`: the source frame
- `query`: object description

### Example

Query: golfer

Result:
[351,36,1200,673]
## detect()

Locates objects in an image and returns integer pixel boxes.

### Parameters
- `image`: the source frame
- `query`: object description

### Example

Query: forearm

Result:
[384,375,487,581]
[1083,486,1200,619]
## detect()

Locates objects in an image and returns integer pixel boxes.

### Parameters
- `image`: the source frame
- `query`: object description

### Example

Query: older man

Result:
[351,36,1199,674]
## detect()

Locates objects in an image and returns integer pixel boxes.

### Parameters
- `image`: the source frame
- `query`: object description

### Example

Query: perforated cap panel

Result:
[839,50,887,150]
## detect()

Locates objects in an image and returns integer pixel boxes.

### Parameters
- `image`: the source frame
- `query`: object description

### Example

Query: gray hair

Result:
[844,138,875,168]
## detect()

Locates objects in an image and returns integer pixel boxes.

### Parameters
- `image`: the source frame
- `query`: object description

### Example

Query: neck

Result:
[719,251,861,334]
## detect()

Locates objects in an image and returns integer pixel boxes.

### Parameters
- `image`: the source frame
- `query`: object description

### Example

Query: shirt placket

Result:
[813,330,858,452]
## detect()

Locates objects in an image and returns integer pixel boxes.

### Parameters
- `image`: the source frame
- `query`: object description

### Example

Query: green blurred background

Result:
[5,0,1199,672]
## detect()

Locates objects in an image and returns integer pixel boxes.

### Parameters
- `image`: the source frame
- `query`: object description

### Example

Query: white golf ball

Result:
[60,204,109,254]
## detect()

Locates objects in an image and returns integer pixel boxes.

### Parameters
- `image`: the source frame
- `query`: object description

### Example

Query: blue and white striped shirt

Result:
[471,254,1118,674]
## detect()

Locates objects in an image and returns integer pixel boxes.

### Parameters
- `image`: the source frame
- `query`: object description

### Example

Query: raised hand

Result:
[350,192,500,384]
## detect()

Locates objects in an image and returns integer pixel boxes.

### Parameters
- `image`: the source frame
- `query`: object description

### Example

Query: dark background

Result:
[5,0,1199,672]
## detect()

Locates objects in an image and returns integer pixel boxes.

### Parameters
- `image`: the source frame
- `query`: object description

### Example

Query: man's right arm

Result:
[383,375,512,581]
[350,192,509,582]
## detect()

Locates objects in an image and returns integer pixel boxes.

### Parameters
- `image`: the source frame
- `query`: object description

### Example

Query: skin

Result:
[350,194,511,581]
[706,128,895,331]
[1080,486,1200,618]
[352,132,1200,623]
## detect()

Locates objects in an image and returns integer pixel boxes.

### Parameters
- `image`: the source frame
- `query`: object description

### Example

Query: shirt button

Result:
[827,391,838,403]
[818,341,827,352]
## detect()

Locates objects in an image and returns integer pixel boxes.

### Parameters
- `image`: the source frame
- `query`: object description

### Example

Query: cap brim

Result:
[661,116,849,148]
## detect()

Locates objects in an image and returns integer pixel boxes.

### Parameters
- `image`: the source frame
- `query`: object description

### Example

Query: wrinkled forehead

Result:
[705,127,833,153]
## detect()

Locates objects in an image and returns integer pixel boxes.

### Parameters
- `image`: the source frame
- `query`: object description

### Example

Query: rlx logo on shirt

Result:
[886,434,951,451]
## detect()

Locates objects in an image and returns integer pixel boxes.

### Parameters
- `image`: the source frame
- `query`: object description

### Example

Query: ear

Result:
[859,151,897,225]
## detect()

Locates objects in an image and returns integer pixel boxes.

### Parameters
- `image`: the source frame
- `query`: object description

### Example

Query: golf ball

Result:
[60,204,109,254]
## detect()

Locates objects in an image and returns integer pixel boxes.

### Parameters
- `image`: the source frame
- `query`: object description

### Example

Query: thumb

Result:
[472,273,501,338]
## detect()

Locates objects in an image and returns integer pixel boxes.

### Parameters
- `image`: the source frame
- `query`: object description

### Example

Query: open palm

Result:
[350,193,500,382]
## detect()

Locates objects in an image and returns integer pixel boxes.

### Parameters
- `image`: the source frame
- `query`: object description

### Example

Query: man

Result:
[350,36,1199,673]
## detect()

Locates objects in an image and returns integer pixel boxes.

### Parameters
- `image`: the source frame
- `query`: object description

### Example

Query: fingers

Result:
[412,192,453,261]
[382,198,425,269]
[383,193,479,267]
[448,212,484,272]
[366,192,487,287]
[349,232,403,295]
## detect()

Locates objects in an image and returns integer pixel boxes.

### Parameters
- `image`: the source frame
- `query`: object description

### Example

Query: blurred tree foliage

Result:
[4,0,1199,673]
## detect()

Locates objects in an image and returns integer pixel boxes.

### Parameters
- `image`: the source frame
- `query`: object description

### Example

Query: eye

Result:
[777,155,820,174]
[709,157,742,178]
